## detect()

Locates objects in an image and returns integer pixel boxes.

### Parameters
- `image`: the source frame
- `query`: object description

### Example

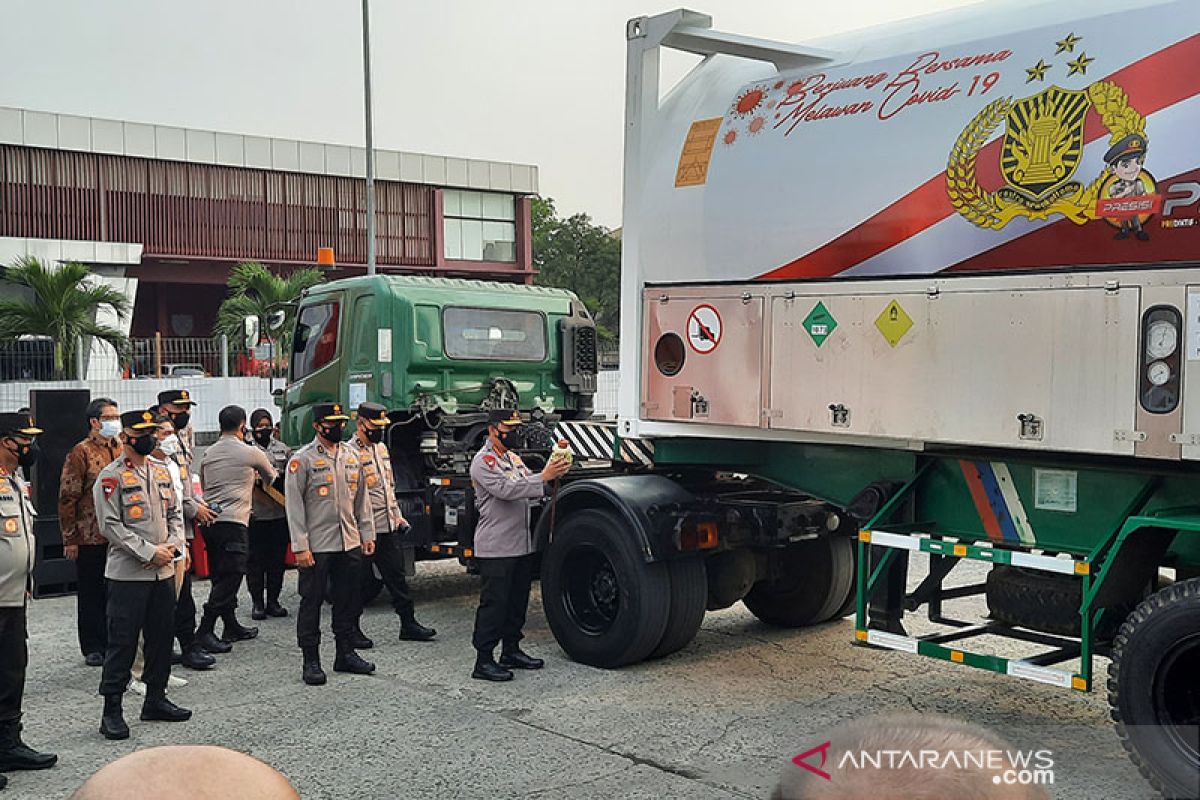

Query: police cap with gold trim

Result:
[487,409,523,426]
[0,412,42,437]
[1104,133,1149,165]
[314,402,350,423]
[357,402,390,426]
[157,389,197,407]
[121,409,159,431]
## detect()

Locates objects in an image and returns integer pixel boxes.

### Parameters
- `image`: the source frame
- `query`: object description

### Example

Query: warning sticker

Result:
[675,118,722,188]
[686,304,722,354]
[875,300,914,347]
[802,301,838,347]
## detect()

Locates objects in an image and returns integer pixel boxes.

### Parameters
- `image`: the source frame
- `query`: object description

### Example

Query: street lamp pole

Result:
[361,0,377,275]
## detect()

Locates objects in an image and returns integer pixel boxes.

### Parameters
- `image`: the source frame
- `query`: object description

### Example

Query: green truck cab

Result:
[275,274,598,550]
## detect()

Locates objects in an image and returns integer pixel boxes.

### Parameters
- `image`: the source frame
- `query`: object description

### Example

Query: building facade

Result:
[0,106,538,341]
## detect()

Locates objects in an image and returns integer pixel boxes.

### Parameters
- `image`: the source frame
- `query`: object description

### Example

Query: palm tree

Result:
[0,257,131,378]
[215,261,324,370]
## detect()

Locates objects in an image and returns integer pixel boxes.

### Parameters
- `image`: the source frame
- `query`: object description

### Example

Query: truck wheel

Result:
[1109,577,1200,799]
[987,565,1134,639]
[742,536,855,627]
[541,508,670,668]
[649,557,707,659]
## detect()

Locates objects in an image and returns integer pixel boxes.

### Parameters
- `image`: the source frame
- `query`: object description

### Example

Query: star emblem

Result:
[1056,33,1082,54]
[1025,59,1050,83]
[1067,52,1095,76]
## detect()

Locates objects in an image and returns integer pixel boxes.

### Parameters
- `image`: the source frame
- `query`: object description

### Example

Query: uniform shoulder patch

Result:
[101,477,118,499]
[180,466,188,479]
[483,454,497,468]
[288,459,301,474]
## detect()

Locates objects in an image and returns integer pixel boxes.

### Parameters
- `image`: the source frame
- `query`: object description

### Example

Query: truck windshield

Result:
[291,300,340,379]
[443,307,546,361]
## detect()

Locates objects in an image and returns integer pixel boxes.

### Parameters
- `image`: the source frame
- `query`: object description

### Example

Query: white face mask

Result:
[99,419,122,439]
[159,435,181,457]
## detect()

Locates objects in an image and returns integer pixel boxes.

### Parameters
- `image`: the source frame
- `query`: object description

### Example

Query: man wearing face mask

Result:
[153,390,216,663]
[284,403,376,685]
[348,402,435,647]
[0,413,58,784]
[468,410,569,682]
[247,409,291,621]
[58,398,122,667]
[93,410,191,740]
[196,406,277,652]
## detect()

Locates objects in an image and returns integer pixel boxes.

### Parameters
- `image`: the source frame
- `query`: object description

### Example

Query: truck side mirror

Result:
[243,316,260,348]
[265,309,288,332]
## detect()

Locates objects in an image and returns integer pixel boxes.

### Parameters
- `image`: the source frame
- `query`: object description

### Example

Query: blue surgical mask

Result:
[99,419,121,439]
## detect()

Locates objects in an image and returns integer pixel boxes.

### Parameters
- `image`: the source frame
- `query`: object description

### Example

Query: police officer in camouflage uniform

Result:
[348,402,435,646]
[285,403,376,685]
[0,413,57,787]
[468,410,569,682]
[94,410,192,740]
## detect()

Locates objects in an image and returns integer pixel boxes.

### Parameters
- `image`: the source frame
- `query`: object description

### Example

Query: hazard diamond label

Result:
[802,301,837,347]
[875,300,913,347]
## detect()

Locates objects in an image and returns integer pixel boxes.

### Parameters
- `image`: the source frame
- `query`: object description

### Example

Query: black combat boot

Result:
[220,610,259,642]
[99,695,129,740]
[351,626,374,650]
[399,614,436,642]
[179,642,216,671]
[0,720,57,771]
[333,645,375,675]
[141,696,192,722]
[0,773,7,789]
[264,599,288,618]
[250,598,267,621]
[472,653,514,682]
[302,646,326,686]
[195,612,232,654]
[499,648,544,671]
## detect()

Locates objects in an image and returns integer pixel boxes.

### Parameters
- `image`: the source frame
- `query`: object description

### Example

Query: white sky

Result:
[0,0,979,228]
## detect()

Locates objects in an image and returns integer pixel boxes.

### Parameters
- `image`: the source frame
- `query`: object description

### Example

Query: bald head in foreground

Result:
[773,713,1051,800]
[71,746,299,800]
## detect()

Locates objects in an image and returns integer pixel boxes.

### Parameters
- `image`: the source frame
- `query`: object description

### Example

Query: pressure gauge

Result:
[1148,360,1172,387]
[1146,320,1179,359]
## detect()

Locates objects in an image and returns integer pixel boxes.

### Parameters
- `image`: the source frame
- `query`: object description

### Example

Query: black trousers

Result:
[175,569,197,648]
[471,555,534,657]
[75,543,109,656]
[374,531,415,620]
[297,548,362,649]
[202,522,249,618]
[247,517,289,605]
[100,578,175,700]
[0,607,27,724]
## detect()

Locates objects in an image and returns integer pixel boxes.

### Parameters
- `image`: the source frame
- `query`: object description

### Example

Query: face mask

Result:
[253,429,273,447]
[169,411,190,431]
[496,428,516,449]
[99,419,122,439]
[7,440,38,468]
[159,435,181,457]
[130,434,156,456]
[319,423,344,442]
[364,427,383,444]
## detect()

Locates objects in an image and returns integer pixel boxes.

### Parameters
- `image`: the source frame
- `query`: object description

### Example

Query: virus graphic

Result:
[733,87,765,116]
[786,80,806,96]
[748,116,766,135]
[723,129,738,146]
[774,80,785,90]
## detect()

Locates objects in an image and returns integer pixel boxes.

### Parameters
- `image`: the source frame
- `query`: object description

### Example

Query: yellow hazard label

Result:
[875,300,914,347]
[675,118,723,188]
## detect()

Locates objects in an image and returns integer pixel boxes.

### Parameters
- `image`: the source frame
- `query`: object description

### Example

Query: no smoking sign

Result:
[686,304,722,354]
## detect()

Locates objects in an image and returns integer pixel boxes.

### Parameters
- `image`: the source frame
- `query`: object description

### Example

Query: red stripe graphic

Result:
[959,460,1005,543]
[758,34,1200,281]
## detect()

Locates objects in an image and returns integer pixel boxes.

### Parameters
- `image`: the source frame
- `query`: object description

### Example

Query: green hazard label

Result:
[802,301,837,347]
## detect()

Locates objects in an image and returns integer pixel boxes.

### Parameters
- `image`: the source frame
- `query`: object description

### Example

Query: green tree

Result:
[215,261,324,366]
[532,197,621,342]
[0,257,130,378]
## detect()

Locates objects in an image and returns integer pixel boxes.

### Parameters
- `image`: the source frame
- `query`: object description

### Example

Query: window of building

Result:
[291,300,340,379]
[443,307,546,361]
[443,190,516,262]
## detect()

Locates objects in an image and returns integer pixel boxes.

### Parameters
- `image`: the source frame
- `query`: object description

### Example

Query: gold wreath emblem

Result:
[948,81,1146,230]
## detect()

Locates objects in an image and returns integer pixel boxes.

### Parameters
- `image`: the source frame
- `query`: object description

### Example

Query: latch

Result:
[829,404,851,427]
[762,408,783,420]
[1169,433,1200,446]
[1114,429,1148,443]
[672,387,708,419]
[1017,414,1044,441]
[692,391,710,418]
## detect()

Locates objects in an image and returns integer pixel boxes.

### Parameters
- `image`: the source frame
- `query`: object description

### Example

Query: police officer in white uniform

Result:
[0,413,56,786]
[468,410,569,682]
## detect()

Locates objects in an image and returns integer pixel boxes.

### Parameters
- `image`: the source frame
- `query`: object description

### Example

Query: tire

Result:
[1108,577,1200,799]
[987,565,1132,639]
[829,543,860,621]
[541,508,670,668]
[743,536,856,628]
[648,557,707,660]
